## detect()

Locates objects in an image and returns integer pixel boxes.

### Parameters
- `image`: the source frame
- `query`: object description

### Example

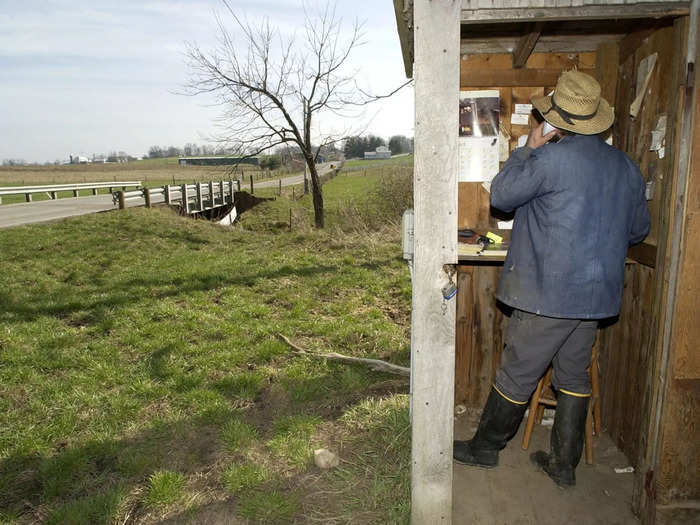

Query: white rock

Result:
[314,448,340,469]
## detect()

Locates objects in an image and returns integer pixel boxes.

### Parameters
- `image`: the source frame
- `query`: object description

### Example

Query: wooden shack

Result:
[393,1,699,523]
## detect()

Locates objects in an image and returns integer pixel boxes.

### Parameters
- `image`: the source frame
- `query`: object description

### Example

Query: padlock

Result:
[442,282,457,300]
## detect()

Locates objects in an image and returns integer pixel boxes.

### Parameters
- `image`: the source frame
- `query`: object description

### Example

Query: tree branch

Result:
[277,334,410,377]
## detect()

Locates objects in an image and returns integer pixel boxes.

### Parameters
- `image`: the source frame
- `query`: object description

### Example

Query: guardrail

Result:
[0,181,142,204]
[116,180,241,214]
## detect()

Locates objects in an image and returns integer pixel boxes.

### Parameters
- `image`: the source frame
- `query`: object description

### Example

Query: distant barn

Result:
[178,156,259,167]
[363,145,391,160]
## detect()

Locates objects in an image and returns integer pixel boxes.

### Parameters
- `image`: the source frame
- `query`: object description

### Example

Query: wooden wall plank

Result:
[460,52,596,86]
[455,267,474,405]
[595,41,619,113]
[455,265,505,408]
[411,1,460,522]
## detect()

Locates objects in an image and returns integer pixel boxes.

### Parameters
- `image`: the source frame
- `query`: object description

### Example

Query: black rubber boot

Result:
[531,391,589,487]
[454,388,527,468]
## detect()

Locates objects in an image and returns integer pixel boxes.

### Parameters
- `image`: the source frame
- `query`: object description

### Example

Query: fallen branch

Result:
[277,334,410,377]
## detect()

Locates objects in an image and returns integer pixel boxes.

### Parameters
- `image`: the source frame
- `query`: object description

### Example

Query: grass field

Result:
[0,158,295,206]
[343,154,413,169]
[0,166,413,524]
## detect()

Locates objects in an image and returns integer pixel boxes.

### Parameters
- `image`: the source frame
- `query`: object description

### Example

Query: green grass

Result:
[221,462,270,493]
[220,418,259,452]
[145,470,186,507]
[0,170,412,524]
[238,490,299,522]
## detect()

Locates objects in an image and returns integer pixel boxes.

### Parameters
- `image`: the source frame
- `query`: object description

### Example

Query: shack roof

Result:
[393,0,690,78]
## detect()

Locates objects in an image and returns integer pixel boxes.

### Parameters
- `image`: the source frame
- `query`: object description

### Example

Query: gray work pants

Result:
[494,309,597,404]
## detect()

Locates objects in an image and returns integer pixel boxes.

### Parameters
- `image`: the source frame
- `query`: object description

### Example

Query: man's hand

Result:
[525,121,558,150]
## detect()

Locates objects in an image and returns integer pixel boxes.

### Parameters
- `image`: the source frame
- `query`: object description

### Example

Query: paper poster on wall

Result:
[459,90,500,182]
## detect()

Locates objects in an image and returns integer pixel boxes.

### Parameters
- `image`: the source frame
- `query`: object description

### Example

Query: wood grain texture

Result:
[411,1,459,523]
[455,267,474,405]
[670,103,700,380]
[455,264,505,408]
[632,18,689,522]
[460,3,689,24]
[460,52,595,87]
[512,22,543,68]
[595,41,619,111]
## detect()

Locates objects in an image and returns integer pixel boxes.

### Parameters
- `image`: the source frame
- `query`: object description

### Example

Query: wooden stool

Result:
[521,340,602,465]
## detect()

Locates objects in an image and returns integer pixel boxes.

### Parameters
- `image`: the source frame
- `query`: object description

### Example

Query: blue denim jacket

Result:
[491,134,650,319]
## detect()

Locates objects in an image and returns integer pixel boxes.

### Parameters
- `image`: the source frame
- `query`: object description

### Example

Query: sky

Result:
[0,0,414,163]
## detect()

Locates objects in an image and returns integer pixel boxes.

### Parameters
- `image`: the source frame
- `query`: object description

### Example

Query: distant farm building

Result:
[69,155,89,164]
[363,145,391,160]
[178,156,259,167]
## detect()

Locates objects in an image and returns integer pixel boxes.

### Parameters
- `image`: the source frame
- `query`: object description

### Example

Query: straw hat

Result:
[531,70,614,135]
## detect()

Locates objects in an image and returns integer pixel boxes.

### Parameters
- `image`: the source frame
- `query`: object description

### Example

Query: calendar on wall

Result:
[459,89,500,183]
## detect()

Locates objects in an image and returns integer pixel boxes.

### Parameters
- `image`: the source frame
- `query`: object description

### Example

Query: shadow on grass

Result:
[0,257,399,327]
[0,412,231,524]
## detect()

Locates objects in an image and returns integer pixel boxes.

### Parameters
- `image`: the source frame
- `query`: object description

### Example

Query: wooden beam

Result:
[512,22,543,69]
[393,0,414,78]
[461,67,595,87]
[461,3,690,25]
[411,0,459,523]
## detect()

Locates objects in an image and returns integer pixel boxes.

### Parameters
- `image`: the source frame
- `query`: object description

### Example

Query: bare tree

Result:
[185,0,405,228]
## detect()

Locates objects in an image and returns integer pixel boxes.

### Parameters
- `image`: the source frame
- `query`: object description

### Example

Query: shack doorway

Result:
[394,1,700,523]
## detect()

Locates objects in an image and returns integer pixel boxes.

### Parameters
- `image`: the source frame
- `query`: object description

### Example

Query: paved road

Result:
[0,166,335,229]
[0,194,120,229]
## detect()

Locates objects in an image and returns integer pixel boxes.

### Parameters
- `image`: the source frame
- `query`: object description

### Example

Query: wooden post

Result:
[25,193,32,203]
[50,191,57,200]
[118,191,126,210]
[229,180,234,203]
[144,187,151,208]
[196,183,203,211]
[249,174,254,194]
[181,184,190,214]
[164,185,171,205]
[209,180,215,208]
[73,189,79,198]
[219,180,224,205]
[410,1,459,524]
[92,188,98,195]
[279,178,282,196]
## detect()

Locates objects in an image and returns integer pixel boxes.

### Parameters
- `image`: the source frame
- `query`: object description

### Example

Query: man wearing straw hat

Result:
[453,70,650,487]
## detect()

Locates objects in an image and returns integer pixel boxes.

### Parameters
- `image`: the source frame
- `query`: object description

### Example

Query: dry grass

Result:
[0,158,285,186]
